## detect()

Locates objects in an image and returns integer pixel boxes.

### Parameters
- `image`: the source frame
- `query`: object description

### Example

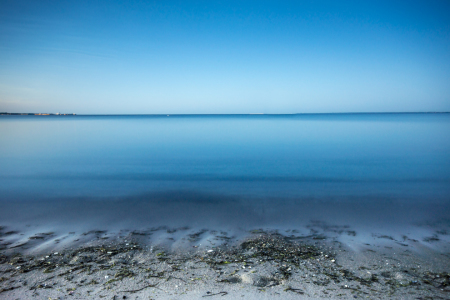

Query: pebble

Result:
[207,250,214,253]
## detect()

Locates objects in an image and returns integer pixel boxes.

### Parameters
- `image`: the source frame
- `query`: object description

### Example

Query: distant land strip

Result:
[0,112,76,115]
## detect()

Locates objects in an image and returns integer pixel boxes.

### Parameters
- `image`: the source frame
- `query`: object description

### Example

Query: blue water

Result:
[1,114,449,233]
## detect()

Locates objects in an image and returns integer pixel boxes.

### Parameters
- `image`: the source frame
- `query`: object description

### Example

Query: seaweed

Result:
[284,287,304,294]
[1,230,449,299]
[202,291,228,297]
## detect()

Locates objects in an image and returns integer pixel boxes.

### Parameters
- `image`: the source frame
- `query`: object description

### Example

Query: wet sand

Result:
[1,224,449,299]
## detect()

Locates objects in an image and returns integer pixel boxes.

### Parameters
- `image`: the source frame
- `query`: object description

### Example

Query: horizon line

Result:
[1,111,450,116]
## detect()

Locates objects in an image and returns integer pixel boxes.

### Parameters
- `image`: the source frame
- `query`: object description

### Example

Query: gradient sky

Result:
[0,0,449,114]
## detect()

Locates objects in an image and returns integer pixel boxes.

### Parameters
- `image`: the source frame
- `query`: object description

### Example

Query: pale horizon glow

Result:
[1,0,449,114]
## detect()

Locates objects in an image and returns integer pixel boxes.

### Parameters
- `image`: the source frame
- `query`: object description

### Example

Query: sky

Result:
[0,0,449,114]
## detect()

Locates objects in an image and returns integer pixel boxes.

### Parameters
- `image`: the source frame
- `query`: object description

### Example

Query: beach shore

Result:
[1,225,449,299]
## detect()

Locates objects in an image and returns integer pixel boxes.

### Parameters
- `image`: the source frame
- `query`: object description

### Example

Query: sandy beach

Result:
[2,0,450,297]
[1,223,449,300]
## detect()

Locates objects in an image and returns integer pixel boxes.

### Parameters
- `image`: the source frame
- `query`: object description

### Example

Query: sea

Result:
[1,113,449,249]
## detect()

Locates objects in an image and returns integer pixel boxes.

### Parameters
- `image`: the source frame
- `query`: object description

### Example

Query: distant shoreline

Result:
[0,112,76,116]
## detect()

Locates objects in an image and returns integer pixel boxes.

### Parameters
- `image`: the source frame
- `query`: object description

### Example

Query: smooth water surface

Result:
[1,114,449,235]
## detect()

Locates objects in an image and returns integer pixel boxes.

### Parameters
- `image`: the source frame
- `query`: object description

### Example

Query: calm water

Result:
[1,114,450,233]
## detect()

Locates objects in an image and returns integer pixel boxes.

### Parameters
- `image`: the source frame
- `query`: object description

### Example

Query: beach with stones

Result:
[1,223,449,300]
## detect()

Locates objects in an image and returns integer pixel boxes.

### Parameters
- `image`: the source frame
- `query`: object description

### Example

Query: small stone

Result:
[240,274,253,284]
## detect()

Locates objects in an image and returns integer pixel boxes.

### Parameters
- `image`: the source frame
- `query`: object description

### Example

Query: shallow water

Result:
[1,114,449,249]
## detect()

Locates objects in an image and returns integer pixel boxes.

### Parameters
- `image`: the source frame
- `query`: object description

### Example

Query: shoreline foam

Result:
[1,226,449,299]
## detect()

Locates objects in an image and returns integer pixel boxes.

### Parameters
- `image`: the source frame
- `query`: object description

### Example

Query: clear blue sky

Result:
[0,0,449,114]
